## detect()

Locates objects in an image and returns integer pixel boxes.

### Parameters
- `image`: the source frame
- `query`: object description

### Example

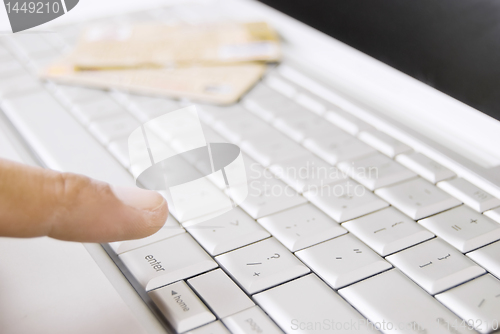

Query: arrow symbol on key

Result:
[171,291,178,295]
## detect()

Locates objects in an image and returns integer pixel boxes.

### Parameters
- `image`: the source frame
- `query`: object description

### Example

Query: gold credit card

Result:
[41,60,266,105]
[70,21,281,70]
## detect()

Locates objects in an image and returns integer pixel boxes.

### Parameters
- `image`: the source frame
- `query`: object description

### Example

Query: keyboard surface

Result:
[1,3,500,334]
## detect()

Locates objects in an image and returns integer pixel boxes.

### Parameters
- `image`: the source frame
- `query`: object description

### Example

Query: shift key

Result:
[120,233,218,291]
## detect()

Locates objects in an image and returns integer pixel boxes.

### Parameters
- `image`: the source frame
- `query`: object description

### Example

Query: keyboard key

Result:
[264,74,299,98]
[304,179,389,223]
[143,106,205,147]
[438,178,500,212]
[215,238,310,294]
[467,241,500,279]
[241,132,310,167]
[109,214,185,254]
[338,153,416,190]
[419,205,500,253]
[339,269,474,334]
[294,92,328,115]
[0,58,24,76]
[57,24,84,44]
[185,208,270,256]
[89,114,140,144]
[257,203,347,252]
[71,99,126,126]
[25,49,60,73]
[296,233,392,289]
[186,321,230,334]
[484,207,500,223]
[254,274,377,334]
[197,104,247,125]
[272,111,334,142]
[52,84,108,105]
[325,109,374,135]
[126,94,176,108]
[148,280,215,333]
[243,83,277,101]
[236,154,265,182]
[396,152,456,183]
[386,238,485,294]
[128,98,179,122]
[1,91,135,186]
[0,71,42,98]
[188,269,255,318]
[0,43,11,59]
[222,306,283,334]
[200,126,228,144]
[8,34,55,58]
[234,173,307,219]
[436,274,500,334]
[108,138,133,168]
[196,137,243,190]
[375,177,461,220]
[342,207,435,256]
[112,132,175,175]
[213,114,274,144]
[119,233,217,291]
[42,33,67,51]
[303,132,376,165]
[244,93,303,122]
[270,154,347,193]
[113,89,139,104]
[358,129,412,157]
[109,90,132,104]
[167,178,233,224]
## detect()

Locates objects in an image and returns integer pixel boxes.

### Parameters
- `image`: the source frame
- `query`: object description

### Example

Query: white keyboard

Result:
[1,4,500,334]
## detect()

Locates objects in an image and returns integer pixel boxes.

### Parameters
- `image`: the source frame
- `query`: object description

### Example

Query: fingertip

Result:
[111,186,166,212]
[111,185,169,240]
[141,196,170,237]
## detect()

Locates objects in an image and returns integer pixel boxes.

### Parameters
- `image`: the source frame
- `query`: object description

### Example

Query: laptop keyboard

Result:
[1,4,500,334]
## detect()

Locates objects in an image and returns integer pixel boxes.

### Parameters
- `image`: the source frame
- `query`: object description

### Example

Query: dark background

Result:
[259,0,500,121]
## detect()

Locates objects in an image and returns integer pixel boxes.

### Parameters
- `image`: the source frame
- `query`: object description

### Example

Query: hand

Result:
[0,158,168,242]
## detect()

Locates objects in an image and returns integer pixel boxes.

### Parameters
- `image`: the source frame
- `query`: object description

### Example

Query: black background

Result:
[259,0,500,121]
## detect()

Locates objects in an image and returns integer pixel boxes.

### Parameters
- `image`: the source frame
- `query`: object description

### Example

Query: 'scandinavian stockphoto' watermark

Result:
[246,161,378,197]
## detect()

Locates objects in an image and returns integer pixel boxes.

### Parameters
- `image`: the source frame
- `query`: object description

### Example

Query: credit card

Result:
[41,60,266,105]
[70,21,280,69]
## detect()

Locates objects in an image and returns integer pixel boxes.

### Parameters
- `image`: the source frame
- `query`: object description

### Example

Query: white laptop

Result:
[1,0,500,333]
